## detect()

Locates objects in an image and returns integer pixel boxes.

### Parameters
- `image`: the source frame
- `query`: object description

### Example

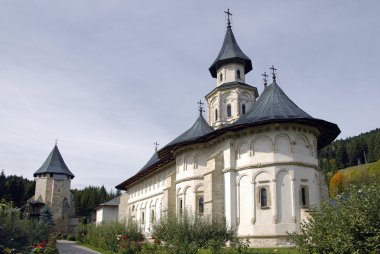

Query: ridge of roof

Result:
[33,145,75,178]
[138,151,160,173]
[209,26,252,78]
[165,113,214,147]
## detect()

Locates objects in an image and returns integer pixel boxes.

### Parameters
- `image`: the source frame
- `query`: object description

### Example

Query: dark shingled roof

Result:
[138,151,160,173]
[233,81,340,149]
[209,26,252,78]
[33,145,75,178]
[165,113,213,147]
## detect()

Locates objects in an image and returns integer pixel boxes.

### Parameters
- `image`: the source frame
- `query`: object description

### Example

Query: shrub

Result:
[67,234,76,241]
[77,220,144,253]
[0,202,50,252]
[290,184,380,254]
[153,212,235,254]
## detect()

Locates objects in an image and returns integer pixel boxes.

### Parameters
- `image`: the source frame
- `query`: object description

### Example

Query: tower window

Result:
[237,69,241,79]
[227,104,232,117]
[242,104,246,115]
[219,73,223,81]
[260,187,268,208]
[215,109,218,121]
[151,209,155,223]
[198,196,204,214]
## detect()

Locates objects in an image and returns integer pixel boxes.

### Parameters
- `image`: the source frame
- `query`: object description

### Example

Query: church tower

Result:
[206,10,258,128]
[33,144,75,232]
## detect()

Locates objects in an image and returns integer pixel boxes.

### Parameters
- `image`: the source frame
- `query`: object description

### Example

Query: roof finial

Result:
[225,8,233,28]
[55,138,58,146]
[154,142,159,152]
[197,100,205,115]
[262,72,268,87]
[270,65,277,82]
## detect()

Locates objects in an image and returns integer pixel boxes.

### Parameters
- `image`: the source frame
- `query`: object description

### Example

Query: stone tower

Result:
[33,144,75,232]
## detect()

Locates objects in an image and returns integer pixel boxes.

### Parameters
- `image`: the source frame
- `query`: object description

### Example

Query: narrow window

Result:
[242,104,246,115]
[141,211,145,224]
[300,186,309,207]
[227,104,232,117]
[260,188,267,208]
[215,108,218,121]
[237,69,241,79]
[301,188,306,206]
[179,198,183,215]
[219,73,223,81]
[198,196,204,214]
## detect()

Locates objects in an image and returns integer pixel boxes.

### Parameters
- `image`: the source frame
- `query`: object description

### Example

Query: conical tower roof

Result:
[33,145,75,178]
[234,81,340,148]
[209,26,252,78]
[166,113,214,147]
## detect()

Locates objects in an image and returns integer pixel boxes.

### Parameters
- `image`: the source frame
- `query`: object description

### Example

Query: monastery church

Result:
[28,12,340,247]
[115,14,340,247]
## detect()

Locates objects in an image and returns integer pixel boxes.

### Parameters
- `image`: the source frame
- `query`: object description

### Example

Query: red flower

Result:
[121,235,129,240]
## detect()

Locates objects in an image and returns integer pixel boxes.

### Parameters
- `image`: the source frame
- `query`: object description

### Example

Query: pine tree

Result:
[40,205,54,226]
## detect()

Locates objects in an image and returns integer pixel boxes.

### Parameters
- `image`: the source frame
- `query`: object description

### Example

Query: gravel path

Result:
[56,240,101,254]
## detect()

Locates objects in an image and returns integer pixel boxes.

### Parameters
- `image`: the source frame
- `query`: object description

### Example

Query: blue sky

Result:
[0,1,379,190]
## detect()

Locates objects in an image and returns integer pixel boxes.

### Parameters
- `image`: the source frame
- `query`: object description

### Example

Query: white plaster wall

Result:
[216,63,245,86]
[96,207,119,225]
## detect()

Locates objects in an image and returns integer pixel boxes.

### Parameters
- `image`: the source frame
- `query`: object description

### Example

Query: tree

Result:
[291,184,380,254]
[39,205,54,226]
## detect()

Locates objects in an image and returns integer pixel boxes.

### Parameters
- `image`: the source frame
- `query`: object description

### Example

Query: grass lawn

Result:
[80,242,296,254]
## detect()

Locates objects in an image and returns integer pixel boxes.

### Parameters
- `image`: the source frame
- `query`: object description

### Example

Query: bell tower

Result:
[206,9,258,129]
[33,144,75,232]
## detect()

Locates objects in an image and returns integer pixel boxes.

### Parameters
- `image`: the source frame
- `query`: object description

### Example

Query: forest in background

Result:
[318,128,380,176]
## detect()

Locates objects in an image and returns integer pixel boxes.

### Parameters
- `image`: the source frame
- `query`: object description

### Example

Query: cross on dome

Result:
[153,142,159,151]
[262,72,268,87]
[197,100,205,115]
[270,65,277,82]
[225,8,232,27]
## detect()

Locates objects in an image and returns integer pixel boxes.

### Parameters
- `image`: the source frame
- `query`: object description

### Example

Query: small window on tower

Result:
[237,69,241,79]
[220,73,223,81]
[179,198,183,215]
[242,104,246,115]
[198,196,204,214]
[227,104,232,117]
[215,109,218,121]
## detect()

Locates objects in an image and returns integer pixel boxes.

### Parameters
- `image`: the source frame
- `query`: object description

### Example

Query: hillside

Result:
[318,128,380,176]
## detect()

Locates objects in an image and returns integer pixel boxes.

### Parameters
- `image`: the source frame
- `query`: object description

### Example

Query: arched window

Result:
[215,108,218,121]
[227,104,232,117]
[242,104,246,115]
[219,73,223,81]
[260,188,267,208]
[198,196,204,214]
[151,209,155,223]
[141,211,145,224]
[237,69,241,79]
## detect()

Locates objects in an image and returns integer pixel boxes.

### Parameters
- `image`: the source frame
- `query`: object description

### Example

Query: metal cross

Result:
[55,139,58,146]
[262,72,268,87]
[197,100,205,114]
[154,142,159,151]
[270,65,277,81]
[225,8,233,27]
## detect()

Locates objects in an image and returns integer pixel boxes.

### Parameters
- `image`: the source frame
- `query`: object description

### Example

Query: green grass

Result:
[339,162,374,173]
[79,242,117,254]
[79,242,296,254]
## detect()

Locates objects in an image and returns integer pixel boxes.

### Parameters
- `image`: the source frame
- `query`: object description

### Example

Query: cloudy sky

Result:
[0,1,379,190]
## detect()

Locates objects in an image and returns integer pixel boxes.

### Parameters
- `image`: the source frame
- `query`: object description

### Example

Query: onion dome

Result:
[33,145,74,178]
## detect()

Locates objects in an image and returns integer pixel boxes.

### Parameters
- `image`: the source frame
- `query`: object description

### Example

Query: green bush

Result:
[77,220,144,253]
[290,184,380,254]
[0,202,50,252]
[67,234,76,241]
[152,212,235,254]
